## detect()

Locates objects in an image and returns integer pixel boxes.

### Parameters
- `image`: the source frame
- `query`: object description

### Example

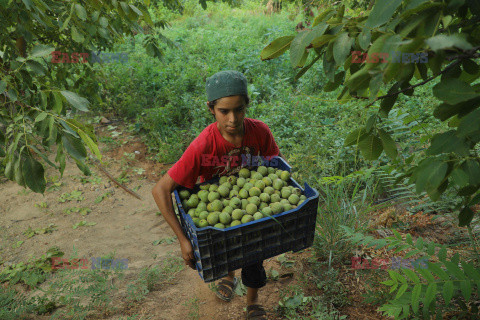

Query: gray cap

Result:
[206,70,248,102]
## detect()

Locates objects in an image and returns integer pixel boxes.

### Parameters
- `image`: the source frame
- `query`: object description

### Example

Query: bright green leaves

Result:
[426,34,473,52]
[260,36,294,60]
[30,44,55,58]
[433,78,479,105]
[71,25,85,43]
[75,4,87,21]
[60,91,90,112]
[365,0,403,29]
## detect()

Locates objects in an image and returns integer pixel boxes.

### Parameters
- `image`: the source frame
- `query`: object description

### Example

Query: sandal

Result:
[215,277,237,302]
[246,304,267,320]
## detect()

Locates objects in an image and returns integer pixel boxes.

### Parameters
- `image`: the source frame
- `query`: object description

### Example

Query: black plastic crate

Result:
[173,157,319,283]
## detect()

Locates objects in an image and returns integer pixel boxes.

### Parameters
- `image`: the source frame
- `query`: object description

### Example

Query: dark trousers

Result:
[241,260,266,289]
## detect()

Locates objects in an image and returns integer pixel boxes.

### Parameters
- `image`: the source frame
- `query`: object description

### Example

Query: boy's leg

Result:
[242,261,267,318]
[242,261,266,305]
[216,270,236,299]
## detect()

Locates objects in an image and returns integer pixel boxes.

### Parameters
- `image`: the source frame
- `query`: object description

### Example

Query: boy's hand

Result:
[180,238,196,270]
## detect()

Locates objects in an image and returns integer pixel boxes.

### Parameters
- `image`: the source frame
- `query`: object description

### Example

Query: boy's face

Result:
[209,95,247,135]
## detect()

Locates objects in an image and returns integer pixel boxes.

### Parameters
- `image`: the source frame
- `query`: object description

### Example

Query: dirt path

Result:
[0,123,298,320]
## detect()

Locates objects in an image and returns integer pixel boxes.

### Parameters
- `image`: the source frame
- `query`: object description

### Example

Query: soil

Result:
[0,120,470,320]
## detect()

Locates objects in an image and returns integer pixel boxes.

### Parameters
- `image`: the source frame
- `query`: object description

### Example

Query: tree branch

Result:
[359,48,480,108]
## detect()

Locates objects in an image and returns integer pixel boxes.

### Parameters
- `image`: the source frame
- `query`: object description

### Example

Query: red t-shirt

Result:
[168,118,280,189]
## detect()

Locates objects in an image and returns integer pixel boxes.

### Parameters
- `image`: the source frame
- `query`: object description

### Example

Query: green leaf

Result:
[75,4,87,20]
[415,237,424,250]
[461,159,480,186]
[34,112,48,122]
[438,247,447,262]
[345,68,371,92]
[457,109,480,139]
[379,83,401,117]
[260,36,295,60]
[78,130,102,161]
[418,268,435,282]
[442,281,454,305]
[461,261,480,281]
[344,128,369,146]
[396,283,408,299]
[311,34,336,48]
[403,269,420,284]
[462,59,479,75]
[405,233,413,245]
[129,4,143,16]
[31,44,55,58]
[411,284,422,313]
[332,32,352,66]
[358,30,371,51]
[426,34,473,51]
[22,154,46,193]
[459,206,475,227]
[71,25,84,43]
[414,158,448,195]
[451,168,469,188]
[323,71,345,92]
[427,130,469,156]
[444,261,465,280]
[26,60,45,76]
[365,0,403,28]
[378,129,398,159]
[60,91,90,112]
[295,54,321,81]
[14,150,25,187]
[358,134,383,160]
[433,78,479,105]
[99,17,108,28]
[290,23,328,67]
[0,79,6,94]
[62,133,87,161]
[427,262,449,281]
[424,282,437,308]
[433,97,480,121]
[460,280,472,301]
[52,92,63,113]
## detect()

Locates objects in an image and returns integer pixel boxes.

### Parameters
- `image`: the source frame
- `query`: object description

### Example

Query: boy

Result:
[152,70,284,319]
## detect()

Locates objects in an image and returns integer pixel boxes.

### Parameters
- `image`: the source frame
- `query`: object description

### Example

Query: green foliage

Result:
[58,190,85,202]
[126,254,184,303]
[314,171,375,266]
[0,0,194,193]
[263,0,480,226]
[342,226,480,319]
[23,223,57,238]
[277,286,347,319]
[0,247,64,289]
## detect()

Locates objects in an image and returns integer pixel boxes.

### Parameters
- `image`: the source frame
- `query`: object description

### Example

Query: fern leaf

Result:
[442,281,454,305]
[411,283,422,313]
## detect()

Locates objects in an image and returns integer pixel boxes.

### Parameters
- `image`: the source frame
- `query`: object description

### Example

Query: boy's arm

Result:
[151,173,195,269]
